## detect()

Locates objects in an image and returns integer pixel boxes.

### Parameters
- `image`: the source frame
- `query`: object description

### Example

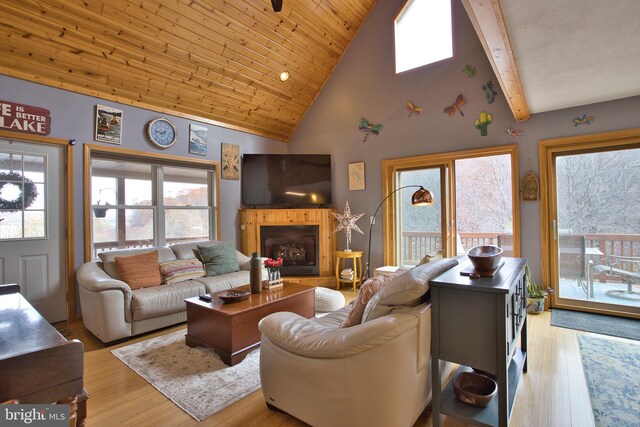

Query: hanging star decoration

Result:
[331,201,364,251]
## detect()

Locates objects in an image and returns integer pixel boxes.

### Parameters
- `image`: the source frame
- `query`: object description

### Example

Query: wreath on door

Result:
[0,172,39,212]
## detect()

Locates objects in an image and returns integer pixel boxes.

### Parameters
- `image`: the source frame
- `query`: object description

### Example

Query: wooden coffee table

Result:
[184,282,315,366]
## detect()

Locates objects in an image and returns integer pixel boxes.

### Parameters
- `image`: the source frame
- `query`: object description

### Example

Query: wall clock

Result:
[147,117,177,149]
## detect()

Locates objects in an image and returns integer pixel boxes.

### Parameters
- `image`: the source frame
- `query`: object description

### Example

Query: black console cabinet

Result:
[429,257,528,427]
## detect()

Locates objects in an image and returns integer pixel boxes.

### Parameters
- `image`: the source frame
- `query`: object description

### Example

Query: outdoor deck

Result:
[402,231,639,309]
[558,277,640,308]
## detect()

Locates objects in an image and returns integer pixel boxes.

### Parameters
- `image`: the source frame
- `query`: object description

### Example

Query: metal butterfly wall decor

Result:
[358,118,383,143]
[406,101,423,118]
[444,95,466,117]
[483,81,497,104]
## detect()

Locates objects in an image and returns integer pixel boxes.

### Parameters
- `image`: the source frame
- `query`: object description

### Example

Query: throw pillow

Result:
[197,242,240,276]
[340,273,400,328]
[361,258,459,323]
[169,240,220,260]
[159,259,206,285]
[115,250,162,290]
[98,247,176,279]
[418,250,444,265]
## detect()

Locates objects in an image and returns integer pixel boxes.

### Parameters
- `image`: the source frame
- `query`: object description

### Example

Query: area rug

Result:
[551,309,640,340]
[111,329,260,422]
[578,335,640,427]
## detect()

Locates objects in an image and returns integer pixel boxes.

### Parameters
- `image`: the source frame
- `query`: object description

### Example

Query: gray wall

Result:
[287,0,640,283]
[0,74,287,274]
[1,0,639,288]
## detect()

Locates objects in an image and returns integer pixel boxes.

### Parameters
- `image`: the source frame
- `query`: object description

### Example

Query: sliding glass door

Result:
[382,145,519,267]
[455,154,515,256]
[540,129,640,318]
[396,166,447,265]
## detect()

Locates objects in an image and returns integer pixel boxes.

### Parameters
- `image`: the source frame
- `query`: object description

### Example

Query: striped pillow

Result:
[159,259,206,285]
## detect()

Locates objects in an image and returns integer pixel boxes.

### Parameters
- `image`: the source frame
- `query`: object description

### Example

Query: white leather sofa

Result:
[77,240,266,344]
[258,258,458,427]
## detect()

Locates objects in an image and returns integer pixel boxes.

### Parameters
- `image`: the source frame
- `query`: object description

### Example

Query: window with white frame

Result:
[0,150,46,239]
[89,154,217,258]
[394,0,454,73]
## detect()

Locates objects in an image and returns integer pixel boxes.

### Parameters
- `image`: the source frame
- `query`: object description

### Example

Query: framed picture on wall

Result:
[221,142,240,180]
[189,124,208,155]
[95,105,123,144]
[348,161,365,190]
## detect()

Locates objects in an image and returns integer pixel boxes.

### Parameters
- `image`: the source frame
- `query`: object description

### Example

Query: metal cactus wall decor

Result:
[358,118,383,143]
[474,111,493,136]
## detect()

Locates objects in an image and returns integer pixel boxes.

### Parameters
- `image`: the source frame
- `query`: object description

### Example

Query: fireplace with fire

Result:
[260,225,319,276]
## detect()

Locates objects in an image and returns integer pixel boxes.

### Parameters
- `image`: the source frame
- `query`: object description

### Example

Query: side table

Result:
[335,250,363,291]
[429,257,528,427]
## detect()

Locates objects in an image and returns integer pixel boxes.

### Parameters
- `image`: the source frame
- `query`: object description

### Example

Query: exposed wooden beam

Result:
[461,0,531,121]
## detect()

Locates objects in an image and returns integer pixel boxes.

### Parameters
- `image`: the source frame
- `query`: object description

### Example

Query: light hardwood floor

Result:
[64,295,605,427]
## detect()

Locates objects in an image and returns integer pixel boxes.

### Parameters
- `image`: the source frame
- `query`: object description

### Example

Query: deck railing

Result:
[584,234,640,273]
[93,236,209,259]
[401,231,503,264]
[94,232,639,275]
[401,231,640,272]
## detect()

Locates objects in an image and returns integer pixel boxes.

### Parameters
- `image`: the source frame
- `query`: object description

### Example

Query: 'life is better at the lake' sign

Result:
[0,100,51,135]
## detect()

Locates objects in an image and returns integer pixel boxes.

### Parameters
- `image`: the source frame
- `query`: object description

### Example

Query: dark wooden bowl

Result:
[453,372,497,407]
[467,245,503,272]
[472,367,497,380]
[218,290,251,303]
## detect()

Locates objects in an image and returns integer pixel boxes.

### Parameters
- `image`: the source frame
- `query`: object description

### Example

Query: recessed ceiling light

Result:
[279,71,290,82]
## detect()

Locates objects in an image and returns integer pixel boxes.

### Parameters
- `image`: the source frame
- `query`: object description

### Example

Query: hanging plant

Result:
[0,172,38,212]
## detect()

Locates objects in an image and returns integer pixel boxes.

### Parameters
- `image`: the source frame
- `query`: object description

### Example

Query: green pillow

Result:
[197,243,240,276]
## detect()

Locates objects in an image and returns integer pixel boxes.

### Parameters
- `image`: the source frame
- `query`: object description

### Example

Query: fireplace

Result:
[260,225,319,276]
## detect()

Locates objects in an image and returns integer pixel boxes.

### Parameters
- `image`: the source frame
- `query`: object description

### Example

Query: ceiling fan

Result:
[271,0,283,12]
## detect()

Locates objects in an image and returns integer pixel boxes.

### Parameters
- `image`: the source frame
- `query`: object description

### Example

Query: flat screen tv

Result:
[242,154,332,207]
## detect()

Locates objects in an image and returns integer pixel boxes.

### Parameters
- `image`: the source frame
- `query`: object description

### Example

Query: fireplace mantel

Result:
[239,208,337,286]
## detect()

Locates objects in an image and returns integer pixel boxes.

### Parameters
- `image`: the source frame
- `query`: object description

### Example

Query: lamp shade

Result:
[271,0,283,12]
[363,184,434,281]
[411,187,435,206]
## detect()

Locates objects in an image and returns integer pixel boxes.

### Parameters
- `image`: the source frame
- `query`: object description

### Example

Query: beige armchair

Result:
[258,259,458,427]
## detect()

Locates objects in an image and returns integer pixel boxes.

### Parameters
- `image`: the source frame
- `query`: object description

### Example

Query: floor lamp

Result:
[363,185,434,281]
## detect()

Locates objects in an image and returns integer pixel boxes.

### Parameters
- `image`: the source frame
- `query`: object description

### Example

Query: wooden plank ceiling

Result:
[0,0,375,141]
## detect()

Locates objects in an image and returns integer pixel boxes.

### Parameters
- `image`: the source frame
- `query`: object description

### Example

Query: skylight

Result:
[394,0,453,73]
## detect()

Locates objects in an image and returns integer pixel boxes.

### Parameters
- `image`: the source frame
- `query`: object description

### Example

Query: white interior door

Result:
[0,138,66,322]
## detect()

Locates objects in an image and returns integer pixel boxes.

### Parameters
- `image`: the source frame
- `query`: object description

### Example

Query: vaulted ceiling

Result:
[0,0,375,141]
[1,1,638,142]
[462,0,640,119]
